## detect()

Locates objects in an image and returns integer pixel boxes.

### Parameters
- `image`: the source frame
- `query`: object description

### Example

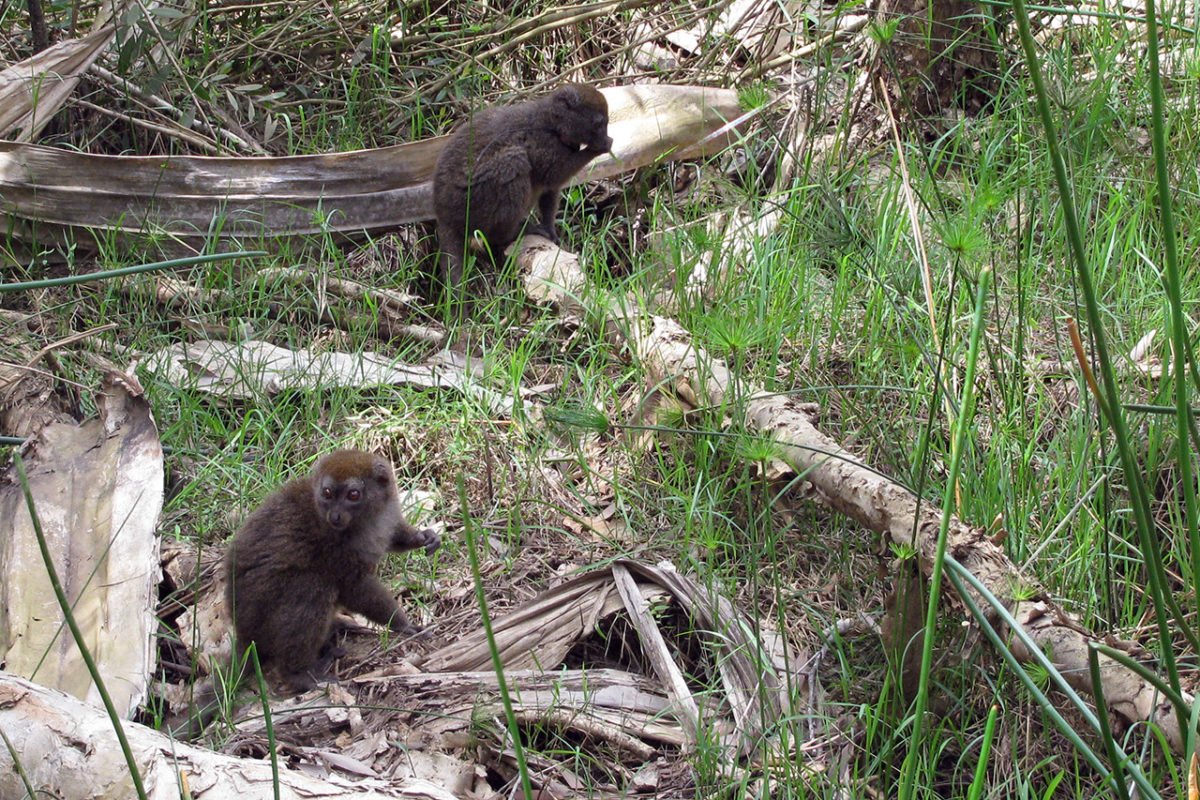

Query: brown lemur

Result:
[224,448,440,693]
[432,83,613,288]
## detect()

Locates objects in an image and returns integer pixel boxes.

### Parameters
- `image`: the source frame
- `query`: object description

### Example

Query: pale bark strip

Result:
[350,668,684,750]
[414,559,796,756]
[510,707,657,762]
[0,27,114,140]
[0,371,162,719]
[612,564,701,747]
[143,339,518,416]
[0,0,193,142]
[515,241,1188,754]
[0,672,461,799]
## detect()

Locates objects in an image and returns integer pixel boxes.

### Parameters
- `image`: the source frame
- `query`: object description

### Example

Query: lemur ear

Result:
[558,85,583,109]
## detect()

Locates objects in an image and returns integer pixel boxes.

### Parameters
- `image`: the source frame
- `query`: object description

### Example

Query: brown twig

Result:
[403,0,663,103]
[23,323,120,370]
[89,64,266,155]
[74,100,222,153]
[1067,317,1107,415]
[26,0,49,53]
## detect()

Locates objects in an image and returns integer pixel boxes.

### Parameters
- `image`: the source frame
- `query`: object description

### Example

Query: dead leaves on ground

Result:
[172,553,810,796]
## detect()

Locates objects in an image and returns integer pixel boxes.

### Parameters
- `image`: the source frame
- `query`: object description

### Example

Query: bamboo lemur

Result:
[225,449,440,692]
[432,83,613,287]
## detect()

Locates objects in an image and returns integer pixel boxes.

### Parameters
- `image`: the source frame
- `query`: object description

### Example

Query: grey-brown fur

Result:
[432,83,612,287]
[224,449,439,692]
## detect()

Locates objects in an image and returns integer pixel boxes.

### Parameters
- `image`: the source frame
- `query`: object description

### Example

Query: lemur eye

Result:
[322,487,333,499]
[347,489,362,502]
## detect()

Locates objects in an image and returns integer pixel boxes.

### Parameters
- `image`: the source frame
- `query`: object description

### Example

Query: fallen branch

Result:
[0,673,459,799]
[512,235,1190,755]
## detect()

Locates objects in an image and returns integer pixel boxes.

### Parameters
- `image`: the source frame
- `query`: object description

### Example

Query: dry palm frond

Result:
[0,84,742,248]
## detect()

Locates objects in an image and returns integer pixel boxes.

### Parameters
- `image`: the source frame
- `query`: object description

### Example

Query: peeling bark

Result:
[0,673,461,799]
[0,371,162,718]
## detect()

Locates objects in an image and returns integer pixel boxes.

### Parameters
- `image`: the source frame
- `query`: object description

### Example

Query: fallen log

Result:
[0,672,461,799]
[0,84,742,246]
[513,236,1189,754]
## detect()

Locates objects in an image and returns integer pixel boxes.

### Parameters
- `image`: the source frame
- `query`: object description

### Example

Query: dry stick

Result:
[1021,473,1107,570]
[127,0,231,153]
[738,16,869,82]
[516,240,1190,754]
[261,0,337,61]
[526,0,732,93]
[0,361,91,393]
[12,323,121,388]
[510,707,656,762]
[315,0,355,58]
[138,269,445,345]
[410,0,661,101]
[23,324,119,363]
[75,99,221,154]
[88,64,265,154]
[611,564,701,748]
[255,266,444,343]
[259,267,421,315]
[878,75,961,510]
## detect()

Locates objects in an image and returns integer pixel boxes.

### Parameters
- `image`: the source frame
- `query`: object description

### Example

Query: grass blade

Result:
[0,251,265,292]
[1140,0,1200,649]
[947,556,1161,798]
[1010,0,1193,684]
[1088,644,1133,800]
[249,645,281,800]
[898,267,992,800]
[458,475,534,799]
